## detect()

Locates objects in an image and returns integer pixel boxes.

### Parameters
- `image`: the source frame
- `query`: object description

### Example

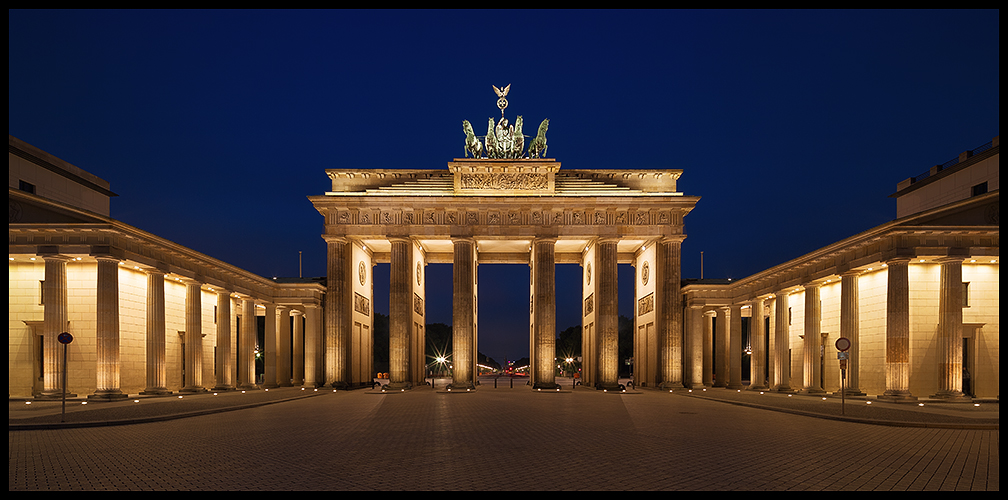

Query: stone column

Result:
[728,303,744,390]
[773,290,792,392]
[532,238,559,390]
[881,257,915,401]
[142,270,170,395]
[388,237,412,390]
[237,298,258,389]
[91,257,126,400]
[702,310,713,387]
[292,309,305,386]
[325,236,351,389]
[263,302,278,388]
[39,255,71,399]
[303,304,320,387]
[212,290,234,391]
[748,298,767,390]
[449,237,477,391]
[803,283,824,394]
[714,307,728,388]
[277,305,291,387]
[933,257,966,399]
[596,238,620,391]
[686,304,705,389]
[657,237,684,388]
[839,271,864,395]
[181,279,206,393]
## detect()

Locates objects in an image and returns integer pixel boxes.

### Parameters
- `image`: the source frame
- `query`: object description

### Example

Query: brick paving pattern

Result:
[9,383,998,491]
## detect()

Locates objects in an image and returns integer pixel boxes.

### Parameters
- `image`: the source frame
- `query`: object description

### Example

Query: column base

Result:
[774,385,796,393]
[877,390,917,402]
[930,390,970,400]
[747,384,769,391]
[801,387,826,395]
[727,384,746,390]
[211,384,236,392]
[659,381,686,390]
[35,391,78,400]
[179,386,208,394]
[140,388,172,396]
[88,389,129,401]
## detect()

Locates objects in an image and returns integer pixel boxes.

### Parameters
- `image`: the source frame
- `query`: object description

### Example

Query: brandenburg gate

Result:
[309,86,699,391]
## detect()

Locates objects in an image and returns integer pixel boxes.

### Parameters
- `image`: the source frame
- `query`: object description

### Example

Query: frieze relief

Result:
[329,208,678,228]
[638,292,654,316]
[414,293,424,316]
[354,292,370,315]
[459,172,548,191]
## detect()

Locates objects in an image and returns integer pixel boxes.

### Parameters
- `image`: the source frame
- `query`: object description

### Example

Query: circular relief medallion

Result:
[642,261,650,286]
[416,262,422,286]
[587,262,592,286]
[359,261,366,286]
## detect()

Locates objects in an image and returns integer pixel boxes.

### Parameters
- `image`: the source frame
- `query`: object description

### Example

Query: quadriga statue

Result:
[462,120,482,158]
[527,118,549,158]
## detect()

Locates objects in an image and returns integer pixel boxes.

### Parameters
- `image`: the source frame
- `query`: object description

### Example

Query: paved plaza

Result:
[9,380,998,491]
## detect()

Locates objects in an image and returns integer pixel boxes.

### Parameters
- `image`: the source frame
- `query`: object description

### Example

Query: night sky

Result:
[9,10,999,366]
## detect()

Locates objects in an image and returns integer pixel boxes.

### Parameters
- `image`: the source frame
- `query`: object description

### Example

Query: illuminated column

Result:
[728,303,743,390]
[388,237,412,390]
[264,302,278,388]
[881,257,915,400]
[142,270,170,395]
[702,310,714,386]
[933,257,966,399]
[38,255,70,399]
[531,238,558,390]
[277,305,292,386]
[803,282,824,394]
[91,256,126,400]
[748,298,767,390]
[839,271,864,395]
[325,236,351,389]
[450,237,477,391]
[714,307,728,388]
[596,238,620,391]
[657,236,683,389]
[303,304,320,387]
[773,289,792,392]
[181,279,206,393]
[212,290,234,391]
[685,304,705,389]
[237,297,258,389]
[292,309,304,386]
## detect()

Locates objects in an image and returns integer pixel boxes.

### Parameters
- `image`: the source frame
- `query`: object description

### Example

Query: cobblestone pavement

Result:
[9,383,999,491]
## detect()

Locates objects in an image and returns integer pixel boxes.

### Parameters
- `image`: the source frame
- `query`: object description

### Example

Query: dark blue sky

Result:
[9,10,999,365]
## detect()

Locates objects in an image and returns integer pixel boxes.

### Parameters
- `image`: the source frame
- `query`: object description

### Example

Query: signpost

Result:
[57,332,73,422]
[835,337,851,415]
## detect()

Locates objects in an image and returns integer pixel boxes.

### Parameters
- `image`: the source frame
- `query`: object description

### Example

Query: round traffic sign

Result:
[57,332,74,344]
[835,337,851,352]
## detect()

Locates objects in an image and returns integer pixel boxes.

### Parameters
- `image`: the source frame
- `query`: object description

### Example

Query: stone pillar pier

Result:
[39,255,71,399]
[325,236,351,389]
[237,298,258,389]
[532,238,559,390]
[933,257,966,399]
[657,237,684,389]
[388,237,413,390]
[839,271,864,395]
[596,238,620,391]
[702,310,713,387]
[181,279,206,393]
[880,257,915,401]
[142,270,170,395]
[277,305,291,387]
[803,283,824,394]
[264,302,278,388]
[292,309,305,387]
[685,304,705,389]
[773,290,792,392]
[303,305,320,387]
[212,290,234,391]
[450,237,477,391]
[748,298,767,390]
[714,307,728,388]
[91,256,127,400]
[728,303,744,390]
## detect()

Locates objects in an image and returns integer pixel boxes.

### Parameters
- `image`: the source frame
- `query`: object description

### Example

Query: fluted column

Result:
[237,298,258,389]
[325,236,351,389]
[933,257,966,399]
[277,305,291,387]
[303,304,320,387]
[292,309,305,386]
[686,304,705,389]
[388,237,412,390]
[449,237,477,391]
[728,303,743,389]
[657,237,683,388]
[212,290,234,391]
[142,270,170,395]
[596,238,620,391]
[181,279,206,393]
[39,255,71,399]
[881,257,915,400]
[839,271,864,395]
[91,257,126,400]
[803,283,824,394]
[532,238,558,390]
[263,302,278,388]
[713,307,728,387]
[702,310,713,386]
[773,290,792,392]
[748,298,767,390]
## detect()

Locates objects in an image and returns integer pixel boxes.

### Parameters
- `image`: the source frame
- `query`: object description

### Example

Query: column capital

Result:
[934,255,965,264]
[885,256,912,265]
[322,235,349,244]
